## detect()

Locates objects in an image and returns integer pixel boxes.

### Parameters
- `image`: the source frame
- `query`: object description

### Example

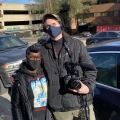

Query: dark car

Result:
[86,31,120,45]
[38,33,49,44]
[87,40,120,120]
[80,31,92,37]
[0,34,28,95]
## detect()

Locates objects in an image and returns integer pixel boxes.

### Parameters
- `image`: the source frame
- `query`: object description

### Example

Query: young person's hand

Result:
[69,81,89,94]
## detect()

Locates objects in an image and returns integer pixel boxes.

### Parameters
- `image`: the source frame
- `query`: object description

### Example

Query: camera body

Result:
[63,62,97,91]
[64,62,82,90]
[64,74,81,90]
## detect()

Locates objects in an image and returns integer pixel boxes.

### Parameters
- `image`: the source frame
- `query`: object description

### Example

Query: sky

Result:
[1,0,30,4]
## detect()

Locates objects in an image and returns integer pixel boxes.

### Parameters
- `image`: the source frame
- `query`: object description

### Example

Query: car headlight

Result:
[2,61,22,70]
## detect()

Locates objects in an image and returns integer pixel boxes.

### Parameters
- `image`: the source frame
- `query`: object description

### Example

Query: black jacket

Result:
[40,32,97,112]
[11,61,54,120]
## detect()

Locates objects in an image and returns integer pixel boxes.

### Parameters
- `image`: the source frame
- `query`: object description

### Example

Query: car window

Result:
[0,36,25,50]
[41,34,49,39]
[108,32,117,37]
[94,32,107,37]
[117,32,120,37]
[90,53,117,88]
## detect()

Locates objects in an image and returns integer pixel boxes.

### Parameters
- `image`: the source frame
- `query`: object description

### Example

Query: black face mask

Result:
[27,59,41,70]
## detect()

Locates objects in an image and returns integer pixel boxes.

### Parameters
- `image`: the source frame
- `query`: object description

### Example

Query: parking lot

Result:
[20,36,87,46]
[0,36,86,120]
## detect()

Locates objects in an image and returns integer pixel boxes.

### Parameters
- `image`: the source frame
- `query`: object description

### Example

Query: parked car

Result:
[0,34,28,95]
[86,31,120,45]
[87,40,120,120]
[80,31,92,37]
[38,33,49,44]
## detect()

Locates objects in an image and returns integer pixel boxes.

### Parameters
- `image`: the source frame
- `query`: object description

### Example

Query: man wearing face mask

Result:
[40,14,97,120]
[11,43,49,120]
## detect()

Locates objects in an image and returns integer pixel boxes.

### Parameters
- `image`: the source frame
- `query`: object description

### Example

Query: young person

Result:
[40,14,97,120]
[11,43,48,120]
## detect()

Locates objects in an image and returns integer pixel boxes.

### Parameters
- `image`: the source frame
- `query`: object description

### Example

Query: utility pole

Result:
[46,0,50,13]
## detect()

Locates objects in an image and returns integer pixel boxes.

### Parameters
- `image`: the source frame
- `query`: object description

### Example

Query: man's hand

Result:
[10,73,15,85]
[69,81,89,94]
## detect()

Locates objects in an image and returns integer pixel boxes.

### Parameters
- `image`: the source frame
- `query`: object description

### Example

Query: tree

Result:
[59,0,97,34]
[49,0,62,14]
[25,0,46,34]
[28,0,97,34]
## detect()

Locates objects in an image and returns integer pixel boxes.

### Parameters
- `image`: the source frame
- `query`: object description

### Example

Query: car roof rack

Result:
[0,32,9,35]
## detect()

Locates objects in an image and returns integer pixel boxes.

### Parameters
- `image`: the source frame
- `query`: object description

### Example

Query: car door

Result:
[89,52,120,119]
[108,32,119,40]
[93,32,108,43]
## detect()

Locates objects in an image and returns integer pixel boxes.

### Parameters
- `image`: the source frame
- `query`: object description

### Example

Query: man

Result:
[40,14,97,120]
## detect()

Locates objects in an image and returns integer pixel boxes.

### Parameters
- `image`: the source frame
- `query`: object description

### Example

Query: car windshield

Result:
[0,36,26,51]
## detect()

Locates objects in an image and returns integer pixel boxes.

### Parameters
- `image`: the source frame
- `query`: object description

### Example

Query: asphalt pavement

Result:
[20,35,87,46]
[0,93,12,120]
[0,35,86,120]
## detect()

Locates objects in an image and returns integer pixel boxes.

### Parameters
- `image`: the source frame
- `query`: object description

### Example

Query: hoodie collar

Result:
[18,61,43,77]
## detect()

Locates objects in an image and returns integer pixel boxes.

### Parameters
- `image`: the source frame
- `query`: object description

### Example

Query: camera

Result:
[64,62,82,90]
[64,62,97,91]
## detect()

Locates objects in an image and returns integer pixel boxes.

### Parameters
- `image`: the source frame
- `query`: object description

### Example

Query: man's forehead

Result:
[42,14,61,23]
[44,19,60,26]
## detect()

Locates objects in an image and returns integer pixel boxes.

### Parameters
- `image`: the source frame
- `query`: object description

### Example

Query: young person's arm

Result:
[11,82,23,120]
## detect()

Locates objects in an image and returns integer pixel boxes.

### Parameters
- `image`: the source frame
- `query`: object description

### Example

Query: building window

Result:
[107,11,114,16]
[94,12,101,17]
[5,21,29,26]
[4,10,29,14]
[114,11,119,16]
[101,12,107,16]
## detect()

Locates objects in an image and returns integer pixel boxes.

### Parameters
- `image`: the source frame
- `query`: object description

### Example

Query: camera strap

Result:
[64,42,73,59]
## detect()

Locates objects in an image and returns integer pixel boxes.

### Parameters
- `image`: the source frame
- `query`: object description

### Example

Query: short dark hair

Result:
[26,43,41,55]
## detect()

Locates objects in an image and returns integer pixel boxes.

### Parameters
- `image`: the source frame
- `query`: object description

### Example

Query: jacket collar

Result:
[45,32,70,49]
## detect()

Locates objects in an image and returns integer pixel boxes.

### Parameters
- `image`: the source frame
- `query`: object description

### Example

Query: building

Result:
[0,3,43,37]
[87,3,120,33]
[71,1,120,34]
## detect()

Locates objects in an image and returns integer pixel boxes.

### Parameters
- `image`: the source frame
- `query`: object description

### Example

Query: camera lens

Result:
[71,80,81,90]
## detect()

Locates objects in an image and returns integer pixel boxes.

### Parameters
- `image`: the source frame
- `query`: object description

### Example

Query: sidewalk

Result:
[0,93,12,120]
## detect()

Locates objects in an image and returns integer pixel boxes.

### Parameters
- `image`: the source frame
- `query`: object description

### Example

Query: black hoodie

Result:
[12,61,48,120]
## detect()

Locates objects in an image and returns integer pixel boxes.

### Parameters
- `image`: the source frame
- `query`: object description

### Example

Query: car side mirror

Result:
[25,42,29,45]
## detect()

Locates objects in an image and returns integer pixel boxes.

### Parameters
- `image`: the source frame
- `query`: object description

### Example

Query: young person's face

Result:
[27,52,41,60]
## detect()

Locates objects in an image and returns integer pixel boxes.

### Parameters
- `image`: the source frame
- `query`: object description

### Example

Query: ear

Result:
[43,25,47,33]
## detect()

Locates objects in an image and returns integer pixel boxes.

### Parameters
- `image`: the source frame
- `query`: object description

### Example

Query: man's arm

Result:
[69,41,97,94]
[79,41,97,93]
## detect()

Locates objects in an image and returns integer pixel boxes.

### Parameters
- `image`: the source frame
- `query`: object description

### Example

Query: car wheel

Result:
[0,78,7,95]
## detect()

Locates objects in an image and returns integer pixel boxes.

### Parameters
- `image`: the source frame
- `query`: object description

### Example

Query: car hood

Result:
[0,47,27,64]
[86,39,120,48]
